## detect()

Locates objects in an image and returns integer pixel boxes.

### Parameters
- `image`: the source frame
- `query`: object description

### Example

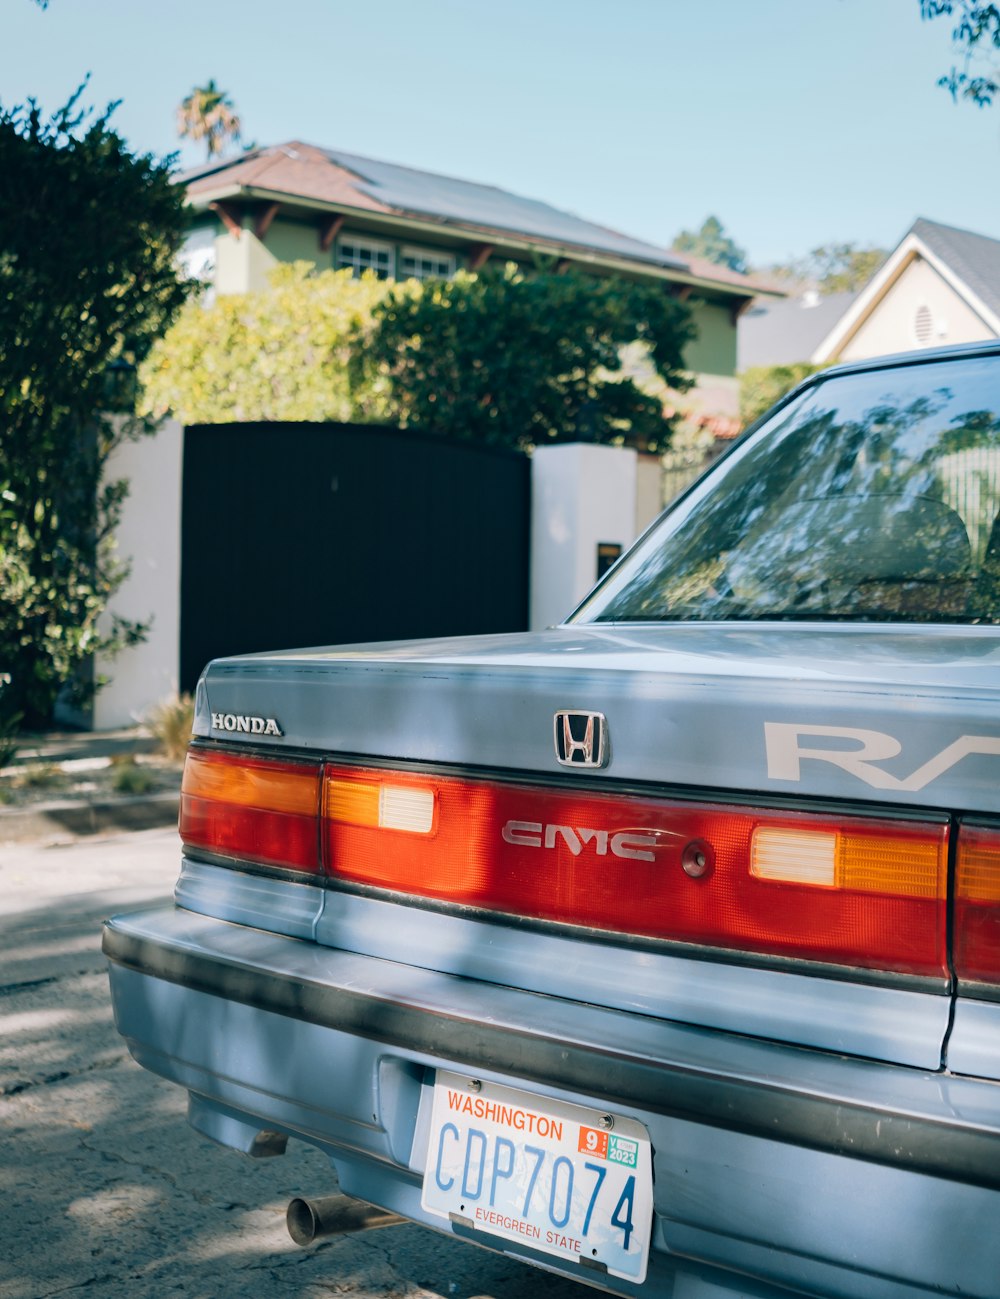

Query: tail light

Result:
[956,825,1000,985]
[321,764,948,977]
[180,749,321,873]
[181,747,950,976]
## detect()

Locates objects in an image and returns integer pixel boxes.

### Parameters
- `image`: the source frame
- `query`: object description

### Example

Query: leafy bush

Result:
[140,258,695,456]
[111,755,155,795]
[139,263,392,425]
[739,362,823,428]
[0,672,20,770]
[352,265,694,453]
[16,762,64,790]
[146,693,195,762]
[0,88,190,725]
[0,707,21,771]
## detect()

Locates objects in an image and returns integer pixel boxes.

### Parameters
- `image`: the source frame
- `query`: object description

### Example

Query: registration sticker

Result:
[421,1072,653,1283]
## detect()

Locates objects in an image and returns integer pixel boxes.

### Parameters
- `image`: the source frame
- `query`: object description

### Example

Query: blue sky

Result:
[4,0,1000,268]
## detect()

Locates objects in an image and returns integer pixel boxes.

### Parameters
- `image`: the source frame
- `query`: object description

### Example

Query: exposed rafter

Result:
[209,200,244,240]
[467,243,494,271]
[255,202,281,240]
[319,214,345,252]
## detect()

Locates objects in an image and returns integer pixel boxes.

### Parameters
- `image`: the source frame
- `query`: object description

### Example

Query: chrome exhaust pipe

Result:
[286,1193,405,1245]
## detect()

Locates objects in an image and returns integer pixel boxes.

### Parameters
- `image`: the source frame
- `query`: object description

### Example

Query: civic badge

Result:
[554,711,608,768]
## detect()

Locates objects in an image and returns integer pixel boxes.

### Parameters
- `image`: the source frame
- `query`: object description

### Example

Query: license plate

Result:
[421,1071,653,1283]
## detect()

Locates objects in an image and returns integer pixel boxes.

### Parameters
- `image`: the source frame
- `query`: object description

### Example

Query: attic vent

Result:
[914,304,934,345]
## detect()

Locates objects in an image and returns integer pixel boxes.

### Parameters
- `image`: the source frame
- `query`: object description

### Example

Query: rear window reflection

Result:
[577,356,1000,625]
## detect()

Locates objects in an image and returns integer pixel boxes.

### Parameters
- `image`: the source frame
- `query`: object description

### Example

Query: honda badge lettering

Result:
[211,712,283,737]
[554,711,608,768]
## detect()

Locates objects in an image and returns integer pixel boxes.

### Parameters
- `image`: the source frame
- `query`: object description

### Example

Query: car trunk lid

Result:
[194,623,1000,814]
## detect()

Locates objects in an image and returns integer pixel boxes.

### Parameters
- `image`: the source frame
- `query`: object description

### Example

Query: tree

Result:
[0,89,190,724]
[177,79,242,159]
[352,265,694,453]
[670,216,748,274]
[921,1,1000,105]
[140,262,392,424]
[767,242,887,295]
[811,244,886,294]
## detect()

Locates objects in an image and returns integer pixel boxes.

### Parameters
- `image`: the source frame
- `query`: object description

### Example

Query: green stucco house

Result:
[180,142,777,431]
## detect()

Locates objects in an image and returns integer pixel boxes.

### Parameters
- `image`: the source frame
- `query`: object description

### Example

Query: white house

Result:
[813,218,1000,364]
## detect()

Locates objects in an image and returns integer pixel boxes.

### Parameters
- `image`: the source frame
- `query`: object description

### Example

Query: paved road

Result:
[0,829,584,1299]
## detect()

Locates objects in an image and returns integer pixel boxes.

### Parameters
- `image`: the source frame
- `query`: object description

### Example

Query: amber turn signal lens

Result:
[325,776,435,833]
[751,826,943,897]
[180,749,321,873]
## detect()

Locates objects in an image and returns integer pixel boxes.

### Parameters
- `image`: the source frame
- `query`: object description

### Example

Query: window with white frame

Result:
[335,235,394,279]
[400,245,457,281]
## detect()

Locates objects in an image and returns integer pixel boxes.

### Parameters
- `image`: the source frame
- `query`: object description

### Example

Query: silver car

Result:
[105,341,1000,1298]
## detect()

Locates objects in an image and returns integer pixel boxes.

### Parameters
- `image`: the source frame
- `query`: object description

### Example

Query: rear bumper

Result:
[104,905,1000,1299]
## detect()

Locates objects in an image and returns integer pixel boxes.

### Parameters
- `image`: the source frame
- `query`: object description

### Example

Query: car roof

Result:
[745,338,1000,441]
[818,337,1000,382]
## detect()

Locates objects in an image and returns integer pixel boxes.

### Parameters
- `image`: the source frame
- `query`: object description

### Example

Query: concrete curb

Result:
[0,791,180,844]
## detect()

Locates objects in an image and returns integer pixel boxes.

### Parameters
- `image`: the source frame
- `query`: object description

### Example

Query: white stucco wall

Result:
[215,226,277,295]
[839,257,995,362]
[92,419,183,730]
[530,444,640,630]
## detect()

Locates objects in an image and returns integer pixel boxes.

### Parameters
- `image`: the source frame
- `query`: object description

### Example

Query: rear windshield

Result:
[575,353,1000,626]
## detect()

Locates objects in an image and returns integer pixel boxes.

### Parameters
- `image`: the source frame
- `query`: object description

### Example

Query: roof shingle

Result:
[910,217,1000,323]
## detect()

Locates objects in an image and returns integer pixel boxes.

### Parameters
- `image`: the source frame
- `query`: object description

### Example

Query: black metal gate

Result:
[180,421,530,692]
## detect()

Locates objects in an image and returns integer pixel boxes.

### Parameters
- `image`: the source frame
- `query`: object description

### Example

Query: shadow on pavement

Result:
[0,871,587,1299]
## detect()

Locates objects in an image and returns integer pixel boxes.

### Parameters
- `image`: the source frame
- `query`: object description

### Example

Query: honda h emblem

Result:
[554,711,609,768]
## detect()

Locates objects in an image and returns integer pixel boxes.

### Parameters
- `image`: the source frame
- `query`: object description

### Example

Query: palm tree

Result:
[176,81,242,160]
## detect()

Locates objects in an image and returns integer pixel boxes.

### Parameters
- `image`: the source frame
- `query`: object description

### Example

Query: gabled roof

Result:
[813,217,1000,363]
[738,289,858,370]
[182,141,777,298]
[911,217,1000,322]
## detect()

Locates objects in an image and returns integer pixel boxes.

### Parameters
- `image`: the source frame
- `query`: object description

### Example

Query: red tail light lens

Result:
[956,825,1000,985]
[181,748,949,975]
[180,749,321,873]
[321,765,949,976]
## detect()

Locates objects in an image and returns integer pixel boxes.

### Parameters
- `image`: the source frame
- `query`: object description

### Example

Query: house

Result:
[738,288,859,371]
[179,141,779,427]
[813,218,1000,364]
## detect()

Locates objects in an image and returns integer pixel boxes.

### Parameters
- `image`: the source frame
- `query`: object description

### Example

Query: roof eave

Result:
[186,183,764,300]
